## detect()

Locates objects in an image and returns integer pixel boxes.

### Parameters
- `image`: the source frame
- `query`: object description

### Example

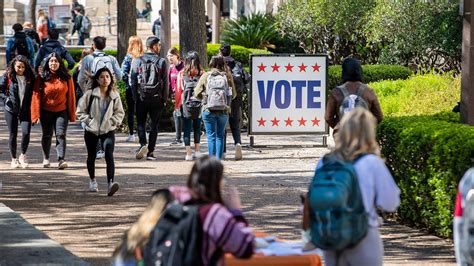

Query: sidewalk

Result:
[0,104,455,265]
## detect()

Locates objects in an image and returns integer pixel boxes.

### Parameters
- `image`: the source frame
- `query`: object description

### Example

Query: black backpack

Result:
[138,56,165,102]
[229,61,245,102]
[182,75,202,119]
[12,36,30,57]
[143,203,203,266]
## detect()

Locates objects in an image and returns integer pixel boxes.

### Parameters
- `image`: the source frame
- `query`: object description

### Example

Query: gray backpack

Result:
[338,85,369,117]
[205,72,231,111]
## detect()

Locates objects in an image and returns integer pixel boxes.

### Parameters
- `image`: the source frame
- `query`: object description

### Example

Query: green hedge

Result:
[328,64,412,91]
[370,74,461,117]
[68,49,118,63]
[377,113,474,237]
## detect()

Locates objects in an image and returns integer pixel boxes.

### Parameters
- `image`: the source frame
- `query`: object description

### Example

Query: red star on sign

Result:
[284,117,293,126]
[311,117,321,126]
[271,117,280,126]
[298,117,307,126]
[258,63,266,72]
[285,63,294,72]
[298,63,307,72]
[271,63,280,72]
[312,63,321,72]
[257,117,266,126]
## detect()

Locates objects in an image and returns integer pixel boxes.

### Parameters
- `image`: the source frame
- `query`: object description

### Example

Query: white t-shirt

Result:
[17,75,26,109]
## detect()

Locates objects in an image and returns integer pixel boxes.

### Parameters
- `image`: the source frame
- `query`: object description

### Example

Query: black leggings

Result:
[40,109,68,161]
[4,110,31,158]
[84,130,115,183]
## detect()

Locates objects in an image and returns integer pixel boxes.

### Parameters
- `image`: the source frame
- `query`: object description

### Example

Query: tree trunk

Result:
[160,0,171,59]
[178,0,208,68]
[117,0,137,64]
[30,0,37,28]
[0,0,4,36]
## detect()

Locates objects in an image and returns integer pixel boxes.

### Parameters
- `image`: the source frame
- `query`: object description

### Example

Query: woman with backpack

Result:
[0,55,35,168]
[194,55,236,160]
[305,108,400,266]
[168,47,184,146]
[36,9,49,43]
[31,52,76,169]
[176,51,204,161]
[121,36,144,142]
[76,67,124,196]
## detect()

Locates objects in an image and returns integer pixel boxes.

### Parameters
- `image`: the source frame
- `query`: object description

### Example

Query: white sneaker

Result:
[235,143,243,161]
[58,160,68,169]
[107,182,119,196]
[96,150,105,160]
[43,159,51,168]
[89,179,98,192]
[185,154,193,161]
[10,158,20,169]
[19,154,29,168]
[194,151,203,159]
[135,145,148,160]
[126,134,136,142]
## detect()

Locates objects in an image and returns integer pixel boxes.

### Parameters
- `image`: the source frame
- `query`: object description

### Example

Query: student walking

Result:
[219,43,248,160]
[76,67,124,196]
[130,36,168,160]
[176,51,204,161]
[31,53,76,169]
[306,108,400,266]
[72,48,93,104]
[194,55,236,160]
[121,36,144,142]
[0,55,35,168]
[6,23,35,66]
[34,28,76,71]
[167,47,184,145]
[36,9,49,43]
[71,7,92,45]
[22,22,41,53]
[325,57,383,135]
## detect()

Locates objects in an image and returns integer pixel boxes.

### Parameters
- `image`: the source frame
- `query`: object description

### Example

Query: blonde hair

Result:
[23,21,33,29]
[127,36,144,59]
[112,190,171,259]
[332,108,381,161]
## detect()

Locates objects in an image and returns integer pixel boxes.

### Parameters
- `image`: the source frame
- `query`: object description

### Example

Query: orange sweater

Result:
[31,76,76,123]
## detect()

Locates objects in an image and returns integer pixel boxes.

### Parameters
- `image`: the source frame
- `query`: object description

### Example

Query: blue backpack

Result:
[307,154,368,251]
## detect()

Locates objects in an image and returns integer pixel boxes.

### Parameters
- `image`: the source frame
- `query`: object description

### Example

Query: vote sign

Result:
[249,55,327,134]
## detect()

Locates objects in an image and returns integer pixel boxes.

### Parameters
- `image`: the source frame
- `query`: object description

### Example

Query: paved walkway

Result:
[0,104,455,265]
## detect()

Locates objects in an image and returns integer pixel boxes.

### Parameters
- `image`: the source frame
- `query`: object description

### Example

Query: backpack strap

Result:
[337,86,349,98]
[355,85,367,98]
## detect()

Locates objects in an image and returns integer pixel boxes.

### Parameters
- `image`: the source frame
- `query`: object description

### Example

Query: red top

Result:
[454,191,463,217]
[31,76,76,123]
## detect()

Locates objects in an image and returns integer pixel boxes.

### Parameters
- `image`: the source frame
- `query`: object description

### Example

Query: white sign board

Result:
[249,55,328,134]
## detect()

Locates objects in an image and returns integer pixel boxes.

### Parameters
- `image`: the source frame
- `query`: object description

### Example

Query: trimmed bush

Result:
[370,74,461,117]
[328,64,412,90]
[377,113,474,237]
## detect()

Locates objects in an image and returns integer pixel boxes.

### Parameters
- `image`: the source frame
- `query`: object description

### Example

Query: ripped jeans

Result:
[40,109,69,161]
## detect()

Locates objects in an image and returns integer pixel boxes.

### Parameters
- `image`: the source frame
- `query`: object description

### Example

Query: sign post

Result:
[249,54,329,146]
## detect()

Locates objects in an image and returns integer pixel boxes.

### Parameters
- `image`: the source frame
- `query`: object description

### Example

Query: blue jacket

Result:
[6,32,35,65]
[34,39,76,70]
[121,53,133,90]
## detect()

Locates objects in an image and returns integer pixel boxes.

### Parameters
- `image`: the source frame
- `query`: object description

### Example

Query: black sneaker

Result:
[170,139,181,146]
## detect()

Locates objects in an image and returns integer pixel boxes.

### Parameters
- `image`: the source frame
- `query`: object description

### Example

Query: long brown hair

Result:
[209,55,227,72]
[89,67,116,97]
[7,55,35,84]
[332,108,381,161]
[187,155,224,204]
[127,36,144,59]
[183,50,203,77]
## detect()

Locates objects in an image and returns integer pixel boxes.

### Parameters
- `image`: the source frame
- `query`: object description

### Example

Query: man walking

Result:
[130,36,168,160]
[220,43,249,160]
[6,23,35,66]
[34,28,76,71]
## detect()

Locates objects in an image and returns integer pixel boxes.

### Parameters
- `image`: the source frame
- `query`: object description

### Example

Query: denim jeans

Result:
[183,117,201,146]
[202,111,228,160]
[173,109,183,141]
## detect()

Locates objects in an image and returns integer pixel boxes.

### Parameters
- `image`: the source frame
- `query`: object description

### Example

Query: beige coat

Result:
[76,87,125,136]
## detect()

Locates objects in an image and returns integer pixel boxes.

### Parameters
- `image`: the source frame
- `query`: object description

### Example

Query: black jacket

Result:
[34,39,76,70]
[0,73,34,119]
